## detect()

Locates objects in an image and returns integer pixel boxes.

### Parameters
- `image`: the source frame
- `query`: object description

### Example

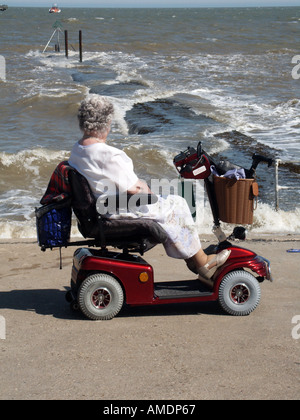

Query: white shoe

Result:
[198,249,231,281]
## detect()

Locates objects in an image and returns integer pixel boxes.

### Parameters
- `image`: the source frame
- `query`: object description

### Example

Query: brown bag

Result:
[214,176,259,225]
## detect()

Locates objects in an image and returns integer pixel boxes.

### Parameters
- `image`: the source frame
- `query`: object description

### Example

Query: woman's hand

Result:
[127,179,152,195]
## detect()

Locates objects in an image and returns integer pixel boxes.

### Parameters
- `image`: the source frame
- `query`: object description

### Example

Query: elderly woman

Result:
[68,96,230,281]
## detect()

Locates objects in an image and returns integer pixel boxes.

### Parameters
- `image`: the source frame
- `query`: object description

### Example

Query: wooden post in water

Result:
[64,30,68,58]
[79,30,83,62]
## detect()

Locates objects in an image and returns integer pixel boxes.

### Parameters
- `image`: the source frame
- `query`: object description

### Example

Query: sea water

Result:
[0,7,299,238]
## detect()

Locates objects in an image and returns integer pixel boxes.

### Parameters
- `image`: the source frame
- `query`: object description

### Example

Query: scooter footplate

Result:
[154,280,212,299]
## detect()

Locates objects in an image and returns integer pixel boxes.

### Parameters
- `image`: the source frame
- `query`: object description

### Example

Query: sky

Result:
[6,1,300,7]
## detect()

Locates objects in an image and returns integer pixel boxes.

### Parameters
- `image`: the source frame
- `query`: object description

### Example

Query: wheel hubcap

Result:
[91,288,111,309]
[230,283,251,305]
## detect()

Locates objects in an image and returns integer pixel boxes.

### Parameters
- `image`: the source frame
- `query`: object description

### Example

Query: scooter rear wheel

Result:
[218,270,261,316]
[78,273,124,320]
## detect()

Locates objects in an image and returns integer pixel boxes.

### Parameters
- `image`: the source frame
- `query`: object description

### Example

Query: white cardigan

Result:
[69,141,138,199]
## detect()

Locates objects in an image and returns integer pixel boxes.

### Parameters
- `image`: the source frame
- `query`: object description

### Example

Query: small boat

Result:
[0,4,8,11]
[49,4,61,13]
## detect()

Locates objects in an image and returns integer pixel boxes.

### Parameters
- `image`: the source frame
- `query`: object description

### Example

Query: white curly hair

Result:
[77,95,114,135]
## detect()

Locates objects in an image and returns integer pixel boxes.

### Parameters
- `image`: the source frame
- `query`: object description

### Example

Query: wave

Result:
[251,203,300,234]
[0,218,80,239]
[0,201,299,240]
[24,47,299,163]
[190,88,300,161]
[15,90,84,109]
[90,80,149,99]
[195,201,300,236]
[124,144,175,180]
[63,17,79,22]
[25,50,83,85]
[0,148,70,176]
[0,149,71,223]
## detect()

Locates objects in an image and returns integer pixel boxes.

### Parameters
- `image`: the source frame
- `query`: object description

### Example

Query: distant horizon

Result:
[4,4,300,7]
[4,0,300,9]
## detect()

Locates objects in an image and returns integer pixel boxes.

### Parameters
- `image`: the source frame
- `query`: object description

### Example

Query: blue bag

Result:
[35,199,72,250]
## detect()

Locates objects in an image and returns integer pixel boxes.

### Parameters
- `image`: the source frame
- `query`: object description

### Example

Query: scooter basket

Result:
[213,176,258,225]
[35,199,72,249]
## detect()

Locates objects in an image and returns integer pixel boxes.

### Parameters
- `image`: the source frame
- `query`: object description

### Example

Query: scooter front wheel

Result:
[78,273,124,320]
[218,270,261,316]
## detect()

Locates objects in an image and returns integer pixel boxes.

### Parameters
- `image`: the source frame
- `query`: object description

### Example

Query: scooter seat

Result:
[68,168,168,253]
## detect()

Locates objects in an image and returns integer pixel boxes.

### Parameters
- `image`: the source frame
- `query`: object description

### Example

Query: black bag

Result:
[35,198,72,250]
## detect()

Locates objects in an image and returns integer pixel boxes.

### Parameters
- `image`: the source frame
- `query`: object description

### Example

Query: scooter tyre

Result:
[78,273,124,320]
[218,270,261,316]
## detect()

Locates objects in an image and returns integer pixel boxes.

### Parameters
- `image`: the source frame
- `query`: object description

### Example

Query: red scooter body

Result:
[69,243,272,318]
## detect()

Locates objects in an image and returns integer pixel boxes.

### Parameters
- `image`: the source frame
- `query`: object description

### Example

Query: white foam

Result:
[196,200,300,236]
[0,217,80,239]
[0,220,36,239]
[0,198,298,240]
[191,88,300,159]
[0,148,70,176]
[202,131,230,155]
[251,202,300,233]
[0,189,36,219]
[23,48,300,163]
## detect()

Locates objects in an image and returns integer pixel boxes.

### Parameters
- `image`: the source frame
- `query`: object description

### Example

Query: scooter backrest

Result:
[68,169,101,238]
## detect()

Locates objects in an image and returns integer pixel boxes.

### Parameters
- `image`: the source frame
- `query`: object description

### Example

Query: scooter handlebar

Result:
[248,154,274,177]
[251,153,274,167]
[174,144,275,180]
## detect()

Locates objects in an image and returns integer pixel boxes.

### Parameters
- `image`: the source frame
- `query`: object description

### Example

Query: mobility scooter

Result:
[36,142,273,320]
